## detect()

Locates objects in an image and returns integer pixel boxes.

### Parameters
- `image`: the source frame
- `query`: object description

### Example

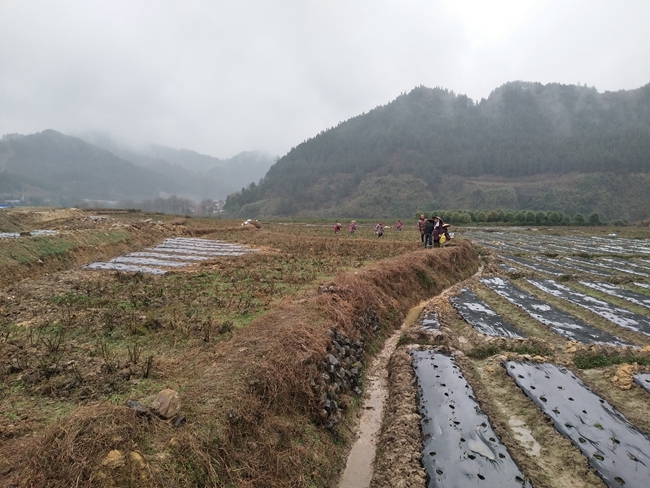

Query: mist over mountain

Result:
[226,81,650,222]
[0,130,179,206]
[78,133,274,200]
[0,130,274,206]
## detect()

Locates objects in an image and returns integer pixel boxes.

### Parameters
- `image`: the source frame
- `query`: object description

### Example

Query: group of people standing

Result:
[334,217,448,248]
[417,214,450,248]
[334,220,403,237]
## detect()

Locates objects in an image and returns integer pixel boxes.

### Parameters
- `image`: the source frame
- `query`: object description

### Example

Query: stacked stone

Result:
[313,312,381,430]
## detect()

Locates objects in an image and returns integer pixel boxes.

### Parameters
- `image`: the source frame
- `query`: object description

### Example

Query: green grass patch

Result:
[574,351,650,369]
[0,230,131,266]
[467,343,553,359]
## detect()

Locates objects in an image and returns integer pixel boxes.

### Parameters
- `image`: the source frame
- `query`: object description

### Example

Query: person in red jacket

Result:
[334,222,341,233]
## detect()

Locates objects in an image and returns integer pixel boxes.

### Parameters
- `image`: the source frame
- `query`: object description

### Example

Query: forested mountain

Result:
[226,82,650,221]
[0,130,179,206]
[78,134,275,200]
[0,131,274,206]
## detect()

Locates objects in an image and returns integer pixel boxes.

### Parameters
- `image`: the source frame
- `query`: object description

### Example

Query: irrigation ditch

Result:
[3,216,650,487]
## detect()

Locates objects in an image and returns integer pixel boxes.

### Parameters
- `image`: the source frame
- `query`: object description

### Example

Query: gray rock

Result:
[151,389,181,419]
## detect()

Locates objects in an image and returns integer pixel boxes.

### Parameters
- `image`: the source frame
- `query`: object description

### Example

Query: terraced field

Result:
[372,227,650,488]
[2,211,650,488]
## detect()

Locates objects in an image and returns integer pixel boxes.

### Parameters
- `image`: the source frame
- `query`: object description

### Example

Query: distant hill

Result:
[78,134,275,200]
[0,130,179,206]
[225,82,650,221]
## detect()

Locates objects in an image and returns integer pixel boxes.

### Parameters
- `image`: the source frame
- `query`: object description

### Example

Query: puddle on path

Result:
[337,301,427,488]
[508,418,541,456]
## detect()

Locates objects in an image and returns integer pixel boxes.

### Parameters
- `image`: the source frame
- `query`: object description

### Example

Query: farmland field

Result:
[1,210,649,488]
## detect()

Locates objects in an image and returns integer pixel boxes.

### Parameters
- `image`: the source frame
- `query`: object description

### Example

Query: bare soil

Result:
[0,209,480,487]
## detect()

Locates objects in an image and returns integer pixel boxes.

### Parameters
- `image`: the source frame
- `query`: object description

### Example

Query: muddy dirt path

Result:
[338,302,428,488]
[339,266,485,488]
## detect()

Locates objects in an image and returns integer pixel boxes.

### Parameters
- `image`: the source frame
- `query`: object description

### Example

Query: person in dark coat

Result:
[423,218,434,248]
[432,216,449,248]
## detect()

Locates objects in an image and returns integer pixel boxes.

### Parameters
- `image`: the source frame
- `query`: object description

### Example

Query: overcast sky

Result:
[1,0,649,159]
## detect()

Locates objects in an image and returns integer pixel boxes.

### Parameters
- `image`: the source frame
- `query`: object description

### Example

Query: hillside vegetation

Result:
[226,82,650,221]
[0,131,274,205]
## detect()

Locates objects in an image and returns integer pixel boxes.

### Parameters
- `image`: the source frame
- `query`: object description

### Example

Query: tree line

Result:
[418,209,620,226]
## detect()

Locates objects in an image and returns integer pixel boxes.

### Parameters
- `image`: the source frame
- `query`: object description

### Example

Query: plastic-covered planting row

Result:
[411,350,531,488]
[635,282,650,290]
[567,257,648,278]
[634,373,650,394]
[467,230,650,256]
[420,312,440,331]
[126,251,210,261]
[85,237,257,274]
[499,255,566,276]
[580,282,650,310]
[498,263,518,273]
[85,262,167,275]
[159,237,255,251]
[528,279,650,338]
[601,257,650,276]
[535,256,613,277]
[481,277,630,347]
[505,361,650,487]
[149,247,244,256]
[0,229,58,238]
[451,288,525,338]
[110,256,190,268]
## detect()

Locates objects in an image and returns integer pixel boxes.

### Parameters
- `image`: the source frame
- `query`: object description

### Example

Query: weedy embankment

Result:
[0,239,478,487]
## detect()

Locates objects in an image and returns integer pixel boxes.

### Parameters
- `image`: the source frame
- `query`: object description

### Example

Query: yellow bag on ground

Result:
[440,234,446,245]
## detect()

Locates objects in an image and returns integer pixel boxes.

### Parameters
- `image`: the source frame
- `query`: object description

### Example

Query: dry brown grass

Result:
[0,214,478,487]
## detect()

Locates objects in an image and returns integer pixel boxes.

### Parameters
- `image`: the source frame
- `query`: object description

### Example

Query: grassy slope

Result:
[0,218,479,487]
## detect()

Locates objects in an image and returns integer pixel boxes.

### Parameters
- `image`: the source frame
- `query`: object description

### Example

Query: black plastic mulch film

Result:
[527,279,650,338]
[634,373,650,394]
[481,277,631,347]
[411,350,531,487]
[534,255,612,277]
[505,361,650,487]
[451,288,525,338]
[580,282,650,310]
[420,312,440,331]
[500,254,565,276]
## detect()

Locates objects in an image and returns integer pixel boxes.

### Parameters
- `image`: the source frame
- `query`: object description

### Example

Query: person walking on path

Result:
[417,214,427,244]
[423,218,434,248]
[349,220,356,235]
[375,222,384,237]
[432,216,450,248]
[396,220,403,231]
[334,222,341,234]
